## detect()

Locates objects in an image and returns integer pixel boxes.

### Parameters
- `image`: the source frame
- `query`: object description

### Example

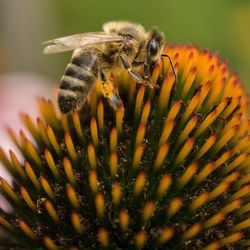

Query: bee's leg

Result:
[101,72,123,111]
[119,54,143,82]
[161,54,178,84]
[119,54,154,89]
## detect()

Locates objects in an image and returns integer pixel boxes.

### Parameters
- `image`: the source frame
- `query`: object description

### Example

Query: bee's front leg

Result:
[119,54,154,89]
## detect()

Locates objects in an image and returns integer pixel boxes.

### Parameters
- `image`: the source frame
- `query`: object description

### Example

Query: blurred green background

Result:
[0,0,250,89]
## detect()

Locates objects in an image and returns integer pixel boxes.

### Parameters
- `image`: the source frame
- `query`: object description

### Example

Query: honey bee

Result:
[44,21,177,113]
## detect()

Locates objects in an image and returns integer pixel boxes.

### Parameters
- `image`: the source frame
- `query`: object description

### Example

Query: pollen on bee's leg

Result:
[102,82,123,110]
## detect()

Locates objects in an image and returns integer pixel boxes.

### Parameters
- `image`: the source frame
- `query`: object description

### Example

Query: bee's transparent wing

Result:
[43,32,124,54]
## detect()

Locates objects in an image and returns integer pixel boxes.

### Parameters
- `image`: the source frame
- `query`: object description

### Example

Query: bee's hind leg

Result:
[101,72,124,111]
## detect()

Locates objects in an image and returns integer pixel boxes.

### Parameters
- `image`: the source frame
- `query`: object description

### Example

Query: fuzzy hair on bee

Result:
[44,21,176,114]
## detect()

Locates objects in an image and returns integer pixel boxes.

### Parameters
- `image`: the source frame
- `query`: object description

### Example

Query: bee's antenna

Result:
[161,54,178,84]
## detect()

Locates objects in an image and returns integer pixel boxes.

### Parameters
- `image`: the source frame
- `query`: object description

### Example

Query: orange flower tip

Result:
[134,172,147,196]
[65,131,70,139]
[19,220,37,239]
[37,117,42,124]
[66,184,80,210]
[95,192,105,218]
[203,213,225,229]
[233,124,240,132]
[116,103,123,110]
[203,81,211,89]
[167,197,183,217]
[158,227,175,244]
[157,174,172,197]
[44,199,59,223]
[232,80,239,88]
[221,77,227,84]
[89,170,98,194]
[202,49,209,55]
[88,143,96,169]
[194,91,201,99]
[135,124,146,146]
[134,231,147,249]
[154,62,160,69]
[90,117,95,124]
[188,51,194,59]
[110,152,118,176]
[173,53,179,61]
[63,157,77,186]
[117,102,124,110]
[154,143,169,170]
[234,199,242,208]
[0,216,15,232]
[174,62,179,70]
[208,53,213,61]
[208,64,215,73]
[165,43,173,50]
[71,212,83,234]
[232,171,240,180]
[235,113,242,121]
[98,228,109,247]
[164,73,174,84]
[191,67,197,74]
[110,127,117,152]
[116,106,124,133]
[185,43,192,49]
[220,67,226,74]
[43,236,59,250]
[112,183,122,206]
[181,223,202,240]
[142,201,155,222]
[119,210,130,232]
[65,132,77,161]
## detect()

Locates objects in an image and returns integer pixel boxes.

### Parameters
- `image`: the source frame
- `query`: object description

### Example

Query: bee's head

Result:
[147,28,165,61]
[146,28,165,73]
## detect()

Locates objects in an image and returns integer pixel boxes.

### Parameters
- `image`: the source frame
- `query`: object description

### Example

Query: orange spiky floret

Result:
[0,45,250,249]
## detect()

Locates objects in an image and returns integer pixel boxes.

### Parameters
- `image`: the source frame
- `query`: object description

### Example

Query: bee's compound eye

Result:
[148,39,159,57]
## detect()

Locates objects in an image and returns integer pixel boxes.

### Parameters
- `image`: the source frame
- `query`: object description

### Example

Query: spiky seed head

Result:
[0,44,250,249]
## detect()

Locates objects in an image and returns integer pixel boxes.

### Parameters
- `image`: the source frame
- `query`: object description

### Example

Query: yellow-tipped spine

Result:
[24,161,41,191]
[63,157,77,186]
[71,212,83,234]
[110,127,117,152]
[88,143,96,169]
[65,132,78,163]
[44,199,59,223]
[20,186,36,212]
[19,220,37,239]
[119,210,130,232]
[95,192,105,219]
[66,184,80,210]
[134,172,147,196]
[90,117,99,147]
[112,183,122,207]
[156,174,172,198]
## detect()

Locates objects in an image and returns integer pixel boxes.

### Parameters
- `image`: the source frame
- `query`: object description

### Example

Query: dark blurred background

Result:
[0,0,250,87]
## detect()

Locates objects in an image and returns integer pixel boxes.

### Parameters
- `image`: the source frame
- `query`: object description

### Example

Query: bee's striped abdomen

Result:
[58,49,99,113]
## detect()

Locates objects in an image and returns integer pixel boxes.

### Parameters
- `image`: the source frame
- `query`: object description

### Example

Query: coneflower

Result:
[0,44,250,250]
